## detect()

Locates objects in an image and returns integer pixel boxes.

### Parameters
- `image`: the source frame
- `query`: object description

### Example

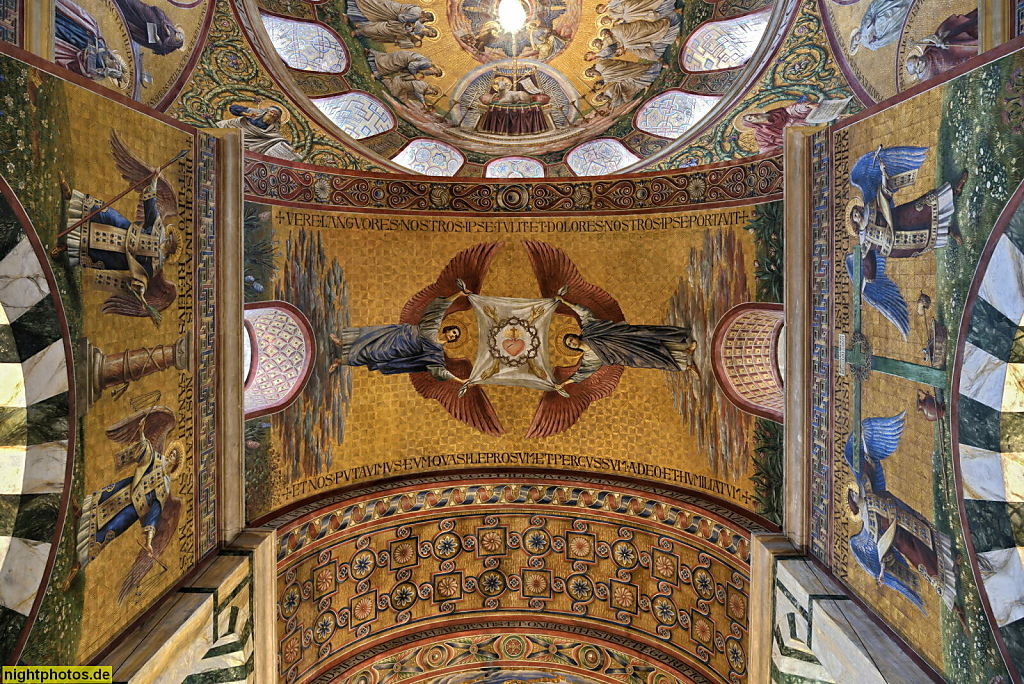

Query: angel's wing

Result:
[850,146,927,205]
[400,242,502,325]
[102,269,178,319]
[117,496,181,604]
[525,365,623,438]
[550,0,580,38]
[109,130,179,218]
[106,406,177,450]
[844,411,905,492]
[408,358,504,436]
[849,525,923,609]
[521,240,623,322]
[846,252,909,339]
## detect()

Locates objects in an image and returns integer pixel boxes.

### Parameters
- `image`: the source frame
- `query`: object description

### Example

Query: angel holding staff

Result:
[55,130,186,324]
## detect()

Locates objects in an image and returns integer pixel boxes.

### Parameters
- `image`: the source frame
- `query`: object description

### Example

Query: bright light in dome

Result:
[497,0,528,33]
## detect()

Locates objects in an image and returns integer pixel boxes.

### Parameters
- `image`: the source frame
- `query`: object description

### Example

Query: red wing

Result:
[109,130,153,185]
[521,240,624,322]
[525,365,623,439]
[102,270,177,318]
[111,130,179,219]
[400,242,502,324]
[105,406,176,446]
[408,358,504,436]
[117,496,181,604]
[144,269,177,311]
[133,179,179,224]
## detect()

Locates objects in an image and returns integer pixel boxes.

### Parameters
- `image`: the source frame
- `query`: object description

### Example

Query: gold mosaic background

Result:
[258,205,762,517]
[277,497,750,684]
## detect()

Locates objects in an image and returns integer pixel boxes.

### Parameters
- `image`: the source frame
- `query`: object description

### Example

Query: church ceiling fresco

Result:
[56,0,214,109]
[0,47,219,663]
[808,42,1024,682]
[245,0,780,173]
[169,0,389,171]
[241,154,784,210]
[240,201,782,522]
[275,477,754,684]
[645,0,863,170]
[817,0,978,104]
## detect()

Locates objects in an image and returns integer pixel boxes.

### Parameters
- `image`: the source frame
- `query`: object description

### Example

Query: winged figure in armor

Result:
[59,130,182,324]
[66,406,183,603]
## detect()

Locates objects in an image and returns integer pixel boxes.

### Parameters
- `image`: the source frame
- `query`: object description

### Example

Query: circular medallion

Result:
[692,567,715,599]
[566,574,594,601]
[391,581,418,610]
[350,550,376,579]
[523,528,551,554]
[612,540,638,569]
[434,532,462,559]
[479,569,507,596]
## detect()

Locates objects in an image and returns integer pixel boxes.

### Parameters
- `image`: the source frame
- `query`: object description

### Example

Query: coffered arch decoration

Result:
[276,476,758,684]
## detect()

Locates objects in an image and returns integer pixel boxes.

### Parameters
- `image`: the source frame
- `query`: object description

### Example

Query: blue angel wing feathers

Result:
[846,252,910,339]
[850,146,928,205]
[845,411,907,491]
[849,525,924,609]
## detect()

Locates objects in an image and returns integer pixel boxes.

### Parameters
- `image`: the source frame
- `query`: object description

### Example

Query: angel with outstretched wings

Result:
[522,241,696,438]
[845,250,910,339]
[329,242,505,436]
[67,406,183,602]
[847,145,964,261]
[844,411,906,494]
[60,130,182,324]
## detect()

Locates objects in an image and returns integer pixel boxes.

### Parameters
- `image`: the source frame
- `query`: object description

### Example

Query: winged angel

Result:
[58,130,184,323]
[331,241,696,437]
[67,407,183,603]
[844,145,966,339]
[843,411,957,610]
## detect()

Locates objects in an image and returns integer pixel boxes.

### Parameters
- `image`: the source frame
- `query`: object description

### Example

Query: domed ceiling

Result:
[254,0,777,175]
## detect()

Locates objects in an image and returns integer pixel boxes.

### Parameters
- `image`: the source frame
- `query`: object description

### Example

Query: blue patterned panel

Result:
[681,8,771,72]
[0,0,17,45]
[566,139,640,176]
[485,157,545,179]
[260,13,349,74]
[392,139,465,176]
[313,93,395,140]
[636,91,721,139]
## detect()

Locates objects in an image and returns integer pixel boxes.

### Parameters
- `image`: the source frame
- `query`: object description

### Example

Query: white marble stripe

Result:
[0,304,8,326]
[978,547,1024,627]
[0,446,26,496]
[0,238,49,323]
[0,536,50,615]
[959,444,1008,501]
[0,442,67,495]
[22,342,67,406]
[960,343,1007,411]
[1002,363,1024,412]
[0,364,25,407]
[979,235,1024,324]
[1002,451,1024,503]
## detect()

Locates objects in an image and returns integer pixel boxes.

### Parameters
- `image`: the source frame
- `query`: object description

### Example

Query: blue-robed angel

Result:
[848,145,964,260]
[521,240,697,438]
[329,242,506,436]
[69,407,182,603]
[845,251,910,339]
[846,483,957,612]
[844,411,906,493]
